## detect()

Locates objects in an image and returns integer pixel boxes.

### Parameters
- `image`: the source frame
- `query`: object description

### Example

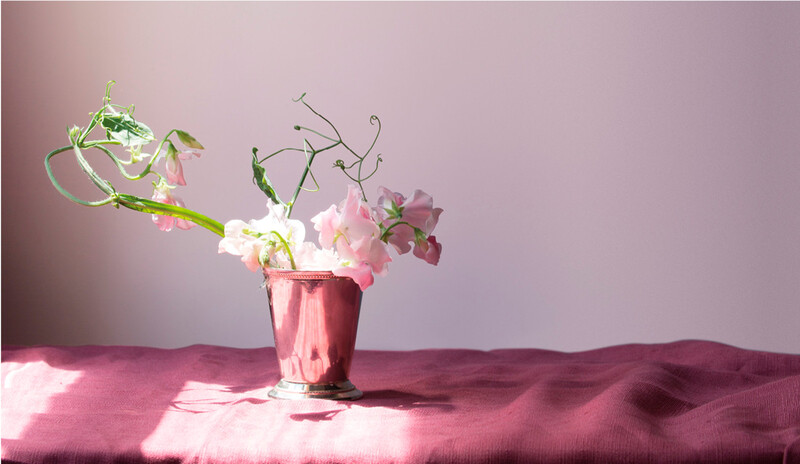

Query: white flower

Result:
[293,242,341,271]
[218,200,307,271]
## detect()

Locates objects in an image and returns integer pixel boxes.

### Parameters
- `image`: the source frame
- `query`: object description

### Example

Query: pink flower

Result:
[315,186,378,248]
[336,234,392,277]
[311,185,392,290]
[165,150,200,186]
[413,235,442,265]
[333,262,374,291]
[375,187,443,256]
[151,184,196,232]
[377,187,442,231]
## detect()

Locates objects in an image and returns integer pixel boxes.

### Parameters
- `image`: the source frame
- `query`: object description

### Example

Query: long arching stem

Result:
[45,83,223,237]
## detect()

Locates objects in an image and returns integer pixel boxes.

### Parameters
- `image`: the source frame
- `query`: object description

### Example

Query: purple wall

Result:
[3,2,799,352]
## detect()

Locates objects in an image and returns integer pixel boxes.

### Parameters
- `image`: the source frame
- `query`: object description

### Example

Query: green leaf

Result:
[251,148,283,205]
[101,113,155,147]
[176,130,204,149]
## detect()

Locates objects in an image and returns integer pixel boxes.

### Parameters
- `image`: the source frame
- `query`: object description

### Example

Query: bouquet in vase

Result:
[46,82,443,291]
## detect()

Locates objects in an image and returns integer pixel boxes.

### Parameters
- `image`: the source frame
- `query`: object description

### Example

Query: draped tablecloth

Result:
[2,341,799,464]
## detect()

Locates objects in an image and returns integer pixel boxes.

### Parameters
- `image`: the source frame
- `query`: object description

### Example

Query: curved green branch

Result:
[116,194,224,237]
[45,146,114,207]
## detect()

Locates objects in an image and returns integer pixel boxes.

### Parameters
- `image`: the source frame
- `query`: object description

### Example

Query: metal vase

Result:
[263,268,363,400]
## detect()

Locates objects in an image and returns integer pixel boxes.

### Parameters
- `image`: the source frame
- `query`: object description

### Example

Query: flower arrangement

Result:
[45,82,442,290]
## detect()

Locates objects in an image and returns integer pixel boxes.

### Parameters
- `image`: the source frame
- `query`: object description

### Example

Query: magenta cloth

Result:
[2,341,799,464]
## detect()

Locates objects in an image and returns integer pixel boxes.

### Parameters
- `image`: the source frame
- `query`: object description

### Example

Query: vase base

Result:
[268,379,363,401]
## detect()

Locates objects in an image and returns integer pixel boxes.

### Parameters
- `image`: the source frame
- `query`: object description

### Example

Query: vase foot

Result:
[268,379,363,401]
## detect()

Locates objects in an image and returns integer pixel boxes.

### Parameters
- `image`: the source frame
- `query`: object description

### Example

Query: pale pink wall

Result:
[3,2,799,352]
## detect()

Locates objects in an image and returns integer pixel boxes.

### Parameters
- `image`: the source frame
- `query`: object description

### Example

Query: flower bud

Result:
[127,145,149,164]
[68,125,82,143]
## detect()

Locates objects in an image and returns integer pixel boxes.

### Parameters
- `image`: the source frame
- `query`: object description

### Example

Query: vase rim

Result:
[262,268,343,280]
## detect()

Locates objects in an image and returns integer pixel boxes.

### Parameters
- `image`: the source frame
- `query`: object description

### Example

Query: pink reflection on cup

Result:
[264,269,363,399]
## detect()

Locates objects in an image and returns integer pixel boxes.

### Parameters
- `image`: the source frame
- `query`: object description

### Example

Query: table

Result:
[2,341,799,463]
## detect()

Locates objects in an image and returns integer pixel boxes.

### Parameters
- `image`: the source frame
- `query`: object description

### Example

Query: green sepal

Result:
[251,147,283,205]
[414,227,428,244]
[385,201,404,219]
[101,113,155,147]
[380,226,394,243]
[166,141,178,158]
[176,130,204,149]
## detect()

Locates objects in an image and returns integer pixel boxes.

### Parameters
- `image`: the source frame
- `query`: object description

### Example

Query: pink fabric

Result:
[2,341,799,464]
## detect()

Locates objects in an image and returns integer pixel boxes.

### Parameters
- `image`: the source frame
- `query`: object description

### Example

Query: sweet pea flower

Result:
[151,182,196,232]
[293,242,341,271]
[251,202,306,270]
[413,235,442,266]
[218,201,306,271]
[312,185,392,290]
[165,146,200,186]
[375,187,443,257]
[315,186,378,248]
[376,187,442,232]
[218,219,263,272]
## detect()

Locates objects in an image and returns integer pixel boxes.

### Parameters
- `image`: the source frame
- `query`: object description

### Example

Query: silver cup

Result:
[264,269,363,400]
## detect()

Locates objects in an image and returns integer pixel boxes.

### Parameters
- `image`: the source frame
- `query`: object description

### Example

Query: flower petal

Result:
[178,150,201,160]
[413,235,442,265]
[165,152,186,186]
[333,262,374,291]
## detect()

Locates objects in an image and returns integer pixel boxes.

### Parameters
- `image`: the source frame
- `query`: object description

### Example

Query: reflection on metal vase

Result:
[264,268,363,400]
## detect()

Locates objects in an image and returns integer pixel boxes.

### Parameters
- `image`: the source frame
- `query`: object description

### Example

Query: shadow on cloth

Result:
[289,389,454,422]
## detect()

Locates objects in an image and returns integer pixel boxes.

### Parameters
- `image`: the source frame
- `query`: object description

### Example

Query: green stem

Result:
[116,194,224,237]
[258,142,340,164]
[77,113,101,146]
[286,139,318,217]
[140,129,177,175]
[296,94,342,142]
[295,126,338,143]
[359,155,383,182]
[363,116,381,159]
[45,146,114,207]
[295,94,370,201]
[259,147,305,163]
[81,139,123,146]
[269,231,297,269]
[89,144,150,181]
[73,144,115,196]
[380,220,417,242]
[337,166,360,184]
